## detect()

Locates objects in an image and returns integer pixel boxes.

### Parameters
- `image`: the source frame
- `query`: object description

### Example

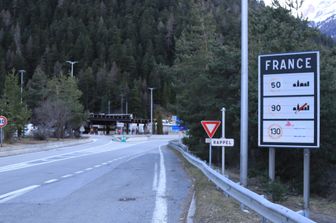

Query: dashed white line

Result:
[44,179,59,184]
[101,162,107,165]
[61,174,73,178]
[75,171,84,174]
[0,185,40,203]
[85,167,93,171]
[94,165,101,168]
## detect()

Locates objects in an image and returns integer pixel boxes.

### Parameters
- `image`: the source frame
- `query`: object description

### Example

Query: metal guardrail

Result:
[169,141,316,223]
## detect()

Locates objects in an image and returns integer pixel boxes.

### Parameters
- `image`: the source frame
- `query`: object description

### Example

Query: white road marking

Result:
[44,179,58,184]
[101,162,107,165]
[61,174,73,178]
[152,146,167,223]
[85,167,93,171]
[152,162,158,191]
[75,171,84,174]
[94,164,101,168]
[0,185,40,203]
[0,140,153,173]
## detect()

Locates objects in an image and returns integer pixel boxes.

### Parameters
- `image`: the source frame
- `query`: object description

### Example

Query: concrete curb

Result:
[0,138,93,157]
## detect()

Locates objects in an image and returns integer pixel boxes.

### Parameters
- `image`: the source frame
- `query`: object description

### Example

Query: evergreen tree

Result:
[0,71,31,140]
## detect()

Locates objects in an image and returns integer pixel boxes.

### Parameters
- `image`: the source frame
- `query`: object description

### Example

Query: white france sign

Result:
[258,51,320,148]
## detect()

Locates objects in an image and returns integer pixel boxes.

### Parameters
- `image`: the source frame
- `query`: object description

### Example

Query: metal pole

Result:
[120,95,124,113]
[71,63,74,77]
[18,70,25,103]
[303,149,310,218]
[221,107,226,175]
[151,90,153,134]
[240,0,249,187]
[66,61,77,77]
[0,128,2,147]
[269,147,275,181]
[148,88,155,135]
[126,100,128,114]
[209,143,212,168]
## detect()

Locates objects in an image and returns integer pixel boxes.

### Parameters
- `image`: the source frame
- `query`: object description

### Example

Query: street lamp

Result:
[18,70,26,103]
[66,60,78,77]
[148,87,155,134]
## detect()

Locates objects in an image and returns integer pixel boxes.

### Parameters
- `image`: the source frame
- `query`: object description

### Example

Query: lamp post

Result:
[148,87,155,134]
[66,61,78,77]
[240,0,249,187]
[18,70,26,103]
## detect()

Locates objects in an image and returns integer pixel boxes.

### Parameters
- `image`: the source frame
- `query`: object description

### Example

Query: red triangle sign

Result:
[201,120,221,138]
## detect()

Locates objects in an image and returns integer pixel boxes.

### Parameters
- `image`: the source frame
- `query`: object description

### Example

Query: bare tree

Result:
[33,98,70,139]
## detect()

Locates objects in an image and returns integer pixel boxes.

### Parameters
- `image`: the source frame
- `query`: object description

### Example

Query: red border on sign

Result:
[201,120,221,138]
[0,115,8,128]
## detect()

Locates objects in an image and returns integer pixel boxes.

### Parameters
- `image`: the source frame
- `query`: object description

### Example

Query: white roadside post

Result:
[221,107,226,175]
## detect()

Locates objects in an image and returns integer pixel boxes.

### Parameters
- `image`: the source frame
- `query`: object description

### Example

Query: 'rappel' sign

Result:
[211,138,234,147]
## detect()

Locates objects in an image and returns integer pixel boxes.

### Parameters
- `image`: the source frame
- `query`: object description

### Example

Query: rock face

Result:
[317,15,336,41]
[300,0,336,41]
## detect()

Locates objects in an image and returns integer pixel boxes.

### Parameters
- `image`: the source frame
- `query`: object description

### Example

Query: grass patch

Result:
[170,147,260,223]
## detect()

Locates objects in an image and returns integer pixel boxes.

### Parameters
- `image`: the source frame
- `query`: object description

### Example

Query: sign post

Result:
[258,51,320,218]
[201,121,221,168]
[0,116,8,147]
[221,108,226,175]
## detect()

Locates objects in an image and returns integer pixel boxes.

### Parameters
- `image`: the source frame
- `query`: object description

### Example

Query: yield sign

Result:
[201,120,221,138]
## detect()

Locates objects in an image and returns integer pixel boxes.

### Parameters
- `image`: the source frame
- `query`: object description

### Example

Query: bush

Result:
[266,180,288,202]
[33,129,48,140]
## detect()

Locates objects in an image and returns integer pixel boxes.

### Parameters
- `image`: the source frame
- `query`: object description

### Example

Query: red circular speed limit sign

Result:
[0,115,8,128]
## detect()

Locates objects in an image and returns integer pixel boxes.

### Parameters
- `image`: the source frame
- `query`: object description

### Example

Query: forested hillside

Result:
[0,0,179,117]
[1,0,336,197]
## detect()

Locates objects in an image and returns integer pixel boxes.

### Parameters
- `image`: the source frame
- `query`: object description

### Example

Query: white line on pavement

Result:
[0,140,153,173]
[75,171,84,174]
[44,179,58,184]
[61,174,73,178]
[152,146,167,223]
[85,167,93,171]
[0,185,40,203]
[94,165,101,168]
[152,162,158,191]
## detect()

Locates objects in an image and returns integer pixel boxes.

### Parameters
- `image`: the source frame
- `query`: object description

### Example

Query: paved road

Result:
[0,135,191,223]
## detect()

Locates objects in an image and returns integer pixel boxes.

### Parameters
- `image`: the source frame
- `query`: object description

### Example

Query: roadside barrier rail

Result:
[169,141,316,223]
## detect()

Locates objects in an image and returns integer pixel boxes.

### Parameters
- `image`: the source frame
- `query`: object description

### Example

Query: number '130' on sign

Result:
[258,51,320,148]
